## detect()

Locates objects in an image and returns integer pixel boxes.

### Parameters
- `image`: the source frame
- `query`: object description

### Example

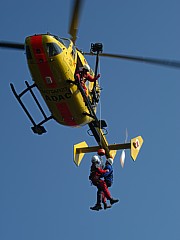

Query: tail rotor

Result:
[120,128,128,168]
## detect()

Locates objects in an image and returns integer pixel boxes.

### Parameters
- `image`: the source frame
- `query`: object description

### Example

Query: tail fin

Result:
[74,141,89,166]
[130,136,144,161]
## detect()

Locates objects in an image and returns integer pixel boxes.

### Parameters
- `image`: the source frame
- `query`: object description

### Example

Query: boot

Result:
[103,202,111,210]
[110,198,119,205]
[90,204,103,211]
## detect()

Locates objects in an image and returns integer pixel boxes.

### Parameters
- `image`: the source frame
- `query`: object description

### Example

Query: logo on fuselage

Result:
[41,88,72,102]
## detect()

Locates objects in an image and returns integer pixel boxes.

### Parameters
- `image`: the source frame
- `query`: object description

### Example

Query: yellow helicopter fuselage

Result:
[25,34,96,127]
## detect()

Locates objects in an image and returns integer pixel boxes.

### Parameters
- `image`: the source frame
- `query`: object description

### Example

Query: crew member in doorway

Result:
[75,64,100,96]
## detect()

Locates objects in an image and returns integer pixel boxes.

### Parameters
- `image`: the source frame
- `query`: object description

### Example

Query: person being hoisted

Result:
[89,155,119,211]
[100,157,118,208]
[75,64,100,96]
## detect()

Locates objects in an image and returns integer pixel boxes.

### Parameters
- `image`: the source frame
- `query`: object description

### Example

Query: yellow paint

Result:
[25,34,100,127]
[74,141,88,166]
[131,136,144,161]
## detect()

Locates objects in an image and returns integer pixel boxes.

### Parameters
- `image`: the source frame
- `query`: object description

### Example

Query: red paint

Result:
[56,102,77,126]
[30,35,57,88]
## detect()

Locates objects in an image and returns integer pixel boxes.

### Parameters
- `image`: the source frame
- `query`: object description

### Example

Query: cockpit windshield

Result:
[46,43,62,57]
[53,36,71,48]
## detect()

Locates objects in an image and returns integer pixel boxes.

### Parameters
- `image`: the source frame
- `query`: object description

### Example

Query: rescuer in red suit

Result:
[75,64,100,95]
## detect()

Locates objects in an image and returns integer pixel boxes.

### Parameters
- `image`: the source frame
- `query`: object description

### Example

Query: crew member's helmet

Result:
[82,64,90,72]
[106,158,113,165]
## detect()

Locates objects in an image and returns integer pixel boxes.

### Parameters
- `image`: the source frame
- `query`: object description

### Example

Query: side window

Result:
[26,45,32,59]
[46,43,62,57]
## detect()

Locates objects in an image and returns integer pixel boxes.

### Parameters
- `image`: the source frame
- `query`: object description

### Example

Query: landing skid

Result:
[10,81,53,135]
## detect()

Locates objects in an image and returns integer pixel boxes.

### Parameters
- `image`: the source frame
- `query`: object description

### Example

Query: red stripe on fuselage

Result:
[30,35,57,89]
[56,102,77,126]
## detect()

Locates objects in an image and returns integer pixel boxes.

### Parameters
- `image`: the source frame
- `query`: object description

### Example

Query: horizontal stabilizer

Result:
[73,136,143,166]
[73,142,129,166]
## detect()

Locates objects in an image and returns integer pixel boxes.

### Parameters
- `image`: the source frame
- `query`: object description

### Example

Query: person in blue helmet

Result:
[103,158,114,187]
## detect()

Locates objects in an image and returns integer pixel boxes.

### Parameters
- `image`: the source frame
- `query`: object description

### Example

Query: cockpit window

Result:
[53,36,71,48]
[46,43,62,57]
[26,45,32,59]
[60,38,71,48]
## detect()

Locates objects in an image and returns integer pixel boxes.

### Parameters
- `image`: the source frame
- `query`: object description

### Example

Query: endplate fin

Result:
[74,141,88,166]
[131,136,143,161]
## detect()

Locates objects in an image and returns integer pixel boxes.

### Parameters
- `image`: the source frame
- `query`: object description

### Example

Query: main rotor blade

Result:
[0,41,25,50]
[84,52,180,69]
[68,0,83,44]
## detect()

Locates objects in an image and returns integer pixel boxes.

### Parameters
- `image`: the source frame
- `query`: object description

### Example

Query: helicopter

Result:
[4,0,180,166]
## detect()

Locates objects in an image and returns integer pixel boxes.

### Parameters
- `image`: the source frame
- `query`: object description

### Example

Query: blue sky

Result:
[0,0,180,239]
